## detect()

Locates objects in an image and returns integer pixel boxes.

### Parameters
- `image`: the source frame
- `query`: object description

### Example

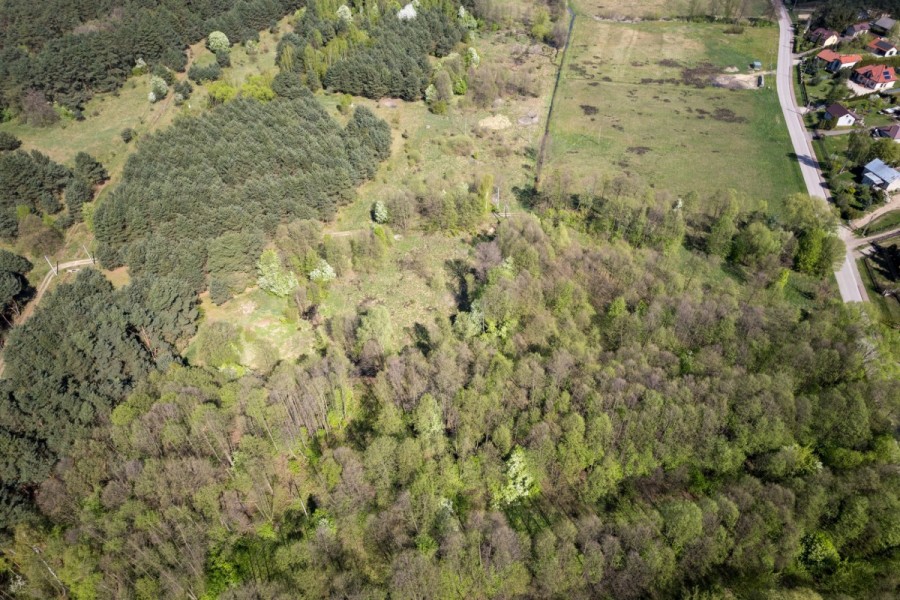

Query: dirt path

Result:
[852,197,900,231]
[848,225,900,251]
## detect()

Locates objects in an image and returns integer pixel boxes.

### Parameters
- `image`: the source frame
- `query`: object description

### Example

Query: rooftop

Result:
[855,64,896,83]
[825,103,858,119]
[863,158,900,185]
[877,124,900,139]
[873,16,897,30]
[868,38,897,52]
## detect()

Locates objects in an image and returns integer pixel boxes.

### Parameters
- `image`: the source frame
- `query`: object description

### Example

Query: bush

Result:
[208,31,230,53]
[121,128,136,143]
[0,132,21,151]
[152,64,176,86]
[372,201,389,224]
[188,63,222,83]
[173,81,193,100]
[148,76,168,103]
[215,50,231,68]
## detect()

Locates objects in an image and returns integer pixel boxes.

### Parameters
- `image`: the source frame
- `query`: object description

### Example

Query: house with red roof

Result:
[867,37,898,57]
[853,64,898,90]
[816,49,863,71]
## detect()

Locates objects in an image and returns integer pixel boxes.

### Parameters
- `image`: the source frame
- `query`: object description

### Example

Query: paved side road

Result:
[774,0,866,302]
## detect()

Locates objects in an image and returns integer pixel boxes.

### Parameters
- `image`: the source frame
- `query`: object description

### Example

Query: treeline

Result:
[0,0,302,111]
[3,208,897,598]
[94,93,390,301]
[0,136,107,250]
[276,0,465,100]
[0,269,198,523]
[813,0,900,30]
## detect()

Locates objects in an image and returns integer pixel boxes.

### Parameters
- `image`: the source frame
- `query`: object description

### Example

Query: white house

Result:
[867,37,898,57]
[824,103,859,127]
[853,65,897,91]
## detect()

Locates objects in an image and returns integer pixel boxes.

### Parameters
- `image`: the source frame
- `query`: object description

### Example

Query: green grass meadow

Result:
[547,19,804,206]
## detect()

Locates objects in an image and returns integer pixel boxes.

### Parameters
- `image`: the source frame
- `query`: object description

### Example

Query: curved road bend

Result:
[774,0,867,302]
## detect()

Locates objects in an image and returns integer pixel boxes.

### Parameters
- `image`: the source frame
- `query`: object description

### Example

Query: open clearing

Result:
[575,0,774,19]
[546,19,803,206]
[327,27,557,231]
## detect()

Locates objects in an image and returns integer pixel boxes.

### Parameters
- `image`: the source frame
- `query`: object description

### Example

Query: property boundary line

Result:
[534,3,576,190]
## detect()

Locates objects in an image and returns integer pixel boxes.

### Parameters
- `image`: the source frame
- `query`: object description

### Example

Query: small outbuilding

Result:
[751,60,762,70]
[862,158,900,191]
[871,16,897,35]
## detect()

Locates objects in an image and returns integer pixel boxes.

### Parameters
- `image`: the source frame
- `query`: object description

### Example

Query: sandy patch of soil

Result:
[714,72,767,90]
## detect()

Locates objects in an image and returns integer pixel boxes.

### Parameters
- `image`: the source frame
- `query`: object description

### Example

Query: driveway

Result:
[775,0,867,302]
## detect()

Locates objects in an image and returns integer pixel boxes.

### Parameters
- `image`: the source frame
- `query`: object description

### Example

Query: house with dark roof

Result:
[824,103,859,127]
[871,16,897,35]
[853,64,897,90]
[874,124,900,141]
[868,37,898,57]
[862,158,900,191]
[844,22,871,38]
[808,27,840,47]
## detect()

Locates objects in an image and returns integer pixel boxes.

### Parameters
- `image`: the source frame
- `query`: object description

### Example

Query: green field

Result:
[546,19,803,206]
[573,0,774,19]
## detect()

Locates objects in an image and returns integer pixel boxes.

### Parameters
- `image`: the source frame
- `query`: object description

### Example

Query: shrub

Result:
[240,75,275,102]
[207,81,238,105]
[257,249,299,297]
[208,31,230,53]
[372,201,389,224]
[0,132,21,151]
[188,63,222,83]
[215,50,231,68]
[21,90,58,127]
[148,76,168,103]
[121,128,136,143]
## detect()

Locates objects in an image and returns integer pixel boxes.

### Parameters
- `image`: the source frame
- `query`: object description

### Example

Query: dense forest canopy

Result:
[4,211,899,598]
[0,0,303,110]
[93,93,390,299]
[0,0,897,598]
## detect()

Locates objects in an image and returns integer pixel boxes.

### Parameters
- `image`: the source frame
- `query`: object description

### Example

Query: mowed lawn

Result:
[547,20,803,207]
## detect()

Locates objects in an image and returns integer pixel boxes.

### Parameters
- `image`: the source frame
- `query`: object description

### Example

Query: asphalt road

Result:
[774,1,867,302]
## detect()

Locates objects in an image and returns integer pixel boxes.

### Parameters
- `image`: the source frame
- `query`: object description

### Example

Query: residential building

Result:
[862,158,900,191]
[868,37,898,57]
[844,22,871,38]
[808,27,840,47]
[853,64,897,90]
[871,16,897,35]
[816,49,863,71]
[874,124,900,141]
[824,103,859,127]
